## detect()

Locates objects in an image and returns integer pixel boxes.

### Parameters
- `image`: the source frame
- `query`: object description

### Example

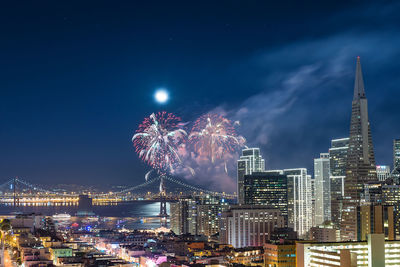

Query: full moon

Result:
[154,89,169,104]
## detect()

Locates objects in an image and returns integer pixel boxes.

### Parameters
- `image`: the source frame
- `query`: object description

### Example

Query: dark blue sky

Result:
[1,1,399,188]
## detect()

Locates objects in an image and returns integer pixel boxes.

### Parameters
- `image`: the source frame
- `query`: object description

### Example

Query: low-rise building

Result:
[49,246,73,264]
[297,233,400,266]
[308,222,338,242]
[227,247,264,266]
[264,241,296,267]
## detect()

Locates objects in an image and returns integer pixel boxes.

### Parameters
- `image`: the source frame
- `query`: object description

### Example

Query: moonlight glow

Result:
[154,89,169,104]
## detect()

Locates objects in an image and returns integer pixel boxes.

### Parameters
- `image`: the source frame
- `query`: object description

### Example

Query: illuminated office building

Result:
[357,205,395,241]
[314,153,331,226]
[392,139,400,184]
[341,57,378,241]
[382,185,400,238]
[310,176,315,227]
[360,182,400,239]
[284,168,312,239]
[361,182,384,205]
[222,205,284,248]
[237,148,265,204]
[329,137,349,227]
[309,221,339,242]
[170,195,228,236]
[243,170,288,221]
[394,139,400,169]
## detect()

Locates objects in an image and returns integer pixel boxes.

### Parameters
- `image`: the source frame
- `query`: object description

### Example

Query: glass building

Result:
[392,139,400,184]
[359,182,400,239]
[243,170,288,221]
[237,148,265,204]
[284,168,312,239]
[314,153,331,226]
[394,139,400,169]
[329,137,349,227]
[170,195,228,236]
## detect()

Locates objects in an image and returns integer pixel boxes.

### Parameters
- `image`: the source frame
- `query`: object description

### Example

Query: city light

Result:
[2,2,399,267]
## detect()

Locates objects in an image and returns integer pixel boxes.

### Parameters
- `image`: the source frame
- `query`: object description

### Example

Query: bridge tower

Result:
[13,177,19,207]
[159,176,168,227]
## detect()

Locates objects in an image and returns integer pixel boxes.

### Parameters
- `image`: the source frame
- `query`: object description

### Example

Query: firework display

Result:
[189,113,244,163]
[132,112,187,173]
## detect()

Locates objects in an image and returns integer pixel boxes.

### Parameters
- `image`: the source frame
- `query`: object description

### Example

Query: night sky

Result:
[1,1,399,190]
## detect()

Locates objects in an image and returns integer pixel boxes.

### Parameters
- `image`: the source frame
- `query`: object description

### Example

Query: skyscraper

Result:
[243,170,288,221]
[394,139,400,169]
[341,57,378,241]
[314,153,331,226]
[237,148,265,204]
[382,184,400,238]
[329,138,350,177]
[392,139,400,184]
[310,176,316,227]
[284,168,312,239]
[170,195,228,236]
[357,181,400,239]
[329,137,349,227]
[170,199,190,235]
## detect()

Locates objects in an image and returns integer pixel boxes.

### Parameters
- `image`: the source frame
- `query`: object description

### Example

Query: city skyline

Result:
[1,2,400,266]
[1,2,400,190]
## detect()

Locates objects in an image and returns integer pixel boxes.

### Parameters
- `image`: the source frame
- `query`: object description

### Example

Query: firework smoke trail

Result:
[189,113,245,166]
[144,170,153,181]
[132,112,187,174]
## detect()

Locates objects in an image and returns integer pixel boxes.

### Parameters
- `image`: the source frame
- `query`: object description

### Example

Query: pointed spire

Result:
[353,56,366,100]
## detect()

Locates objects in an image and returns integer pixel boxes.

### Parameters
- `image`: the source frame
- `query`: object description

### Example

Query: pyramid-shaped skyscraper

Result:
[340,57,378,241]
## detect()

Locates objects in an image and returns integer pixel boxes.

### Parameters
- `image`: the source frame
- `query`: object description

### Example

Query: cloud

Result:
[183,28,400,192]
[235,31,400,171]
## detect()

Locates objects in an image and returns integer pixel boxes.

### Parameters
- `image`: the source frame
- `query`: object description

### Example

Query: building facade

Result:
[310,176,315,227]
[283,168,312,239]
[377,165,391,182]
[237,148,265,204]
[392,139,400,184]
[170,195,228,236]
[264,241,296,267]
[314,153,331,226]
[394,139,400,170]
[382,184,400,238]
[329,137,349,227]
[222,205,284,248]
[341,57,378,241]
[359,182,400,239]
[309,222,339,242]
[243,170,288,221]
[297,234,399,267]
[170,199,188,235]
[357,205,395,241]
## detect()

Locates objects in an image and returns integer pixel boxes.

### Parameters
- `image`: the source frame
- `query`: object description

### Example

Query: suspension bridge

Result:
[0,176,236,206]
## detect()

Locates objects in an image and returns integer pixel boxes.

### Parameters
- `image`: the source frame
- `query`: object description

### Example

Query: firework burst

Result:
[189,113,244,163]
[132,112,187,173]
